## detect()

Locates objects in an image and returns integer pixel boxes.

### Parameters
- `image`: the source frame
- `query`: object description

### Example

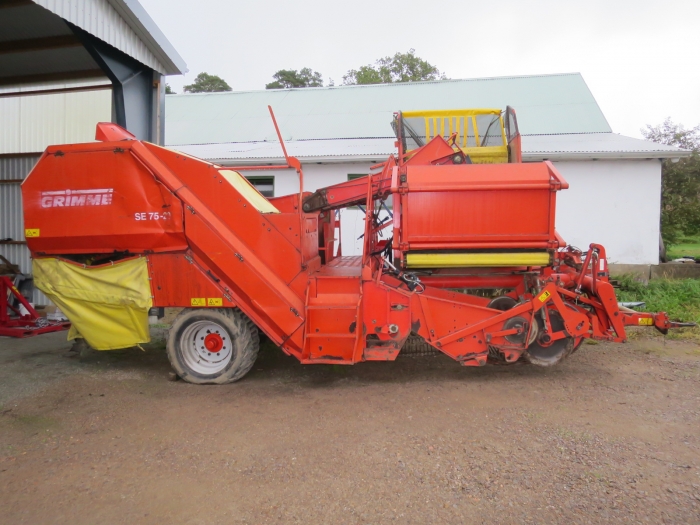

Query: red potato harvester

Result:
[21,107,693,384]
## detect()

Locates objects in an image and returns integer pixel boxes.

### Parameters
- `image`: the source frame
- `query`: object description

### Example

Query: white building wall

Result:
[240,158,662,264]
[553,160,661,265]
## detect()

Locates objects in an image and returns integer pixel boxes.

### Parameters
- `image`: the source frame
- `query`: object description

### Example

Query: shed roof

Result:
[30,0,186,75]
[165,73,612,145]
[522,133,690,161]
[165,73,689,163]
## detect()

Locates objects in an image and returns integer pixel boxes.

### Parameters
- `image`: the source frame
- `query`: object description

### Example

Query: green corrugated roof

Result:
[165,73,611,146]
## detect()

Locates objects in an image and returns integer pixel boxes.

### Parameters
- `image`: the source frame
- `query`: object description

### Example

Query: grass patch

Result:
[616,275,700,323]
[667,234,700,260]
[616,275,700,340]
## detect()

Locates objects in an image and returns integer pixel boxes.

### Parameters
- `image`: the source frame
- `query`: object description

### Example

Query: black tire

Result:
[167,308,259,384]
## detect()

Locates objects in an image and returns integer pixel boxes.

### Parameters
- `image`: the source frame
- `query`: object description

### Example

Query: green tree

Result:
[343,49,445,85]
[642,118,700,246]
[266,68,324,89]
[183,72,232,93]
[165,84,175,94]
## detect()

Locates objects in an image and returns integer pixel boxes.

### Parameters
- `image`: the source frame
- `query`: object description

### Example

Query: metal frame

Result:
[0,276,70,338]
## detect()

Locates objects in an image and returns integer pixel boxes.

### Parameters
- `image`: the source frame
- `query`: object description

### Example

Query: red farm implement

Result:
[0,255,69,338]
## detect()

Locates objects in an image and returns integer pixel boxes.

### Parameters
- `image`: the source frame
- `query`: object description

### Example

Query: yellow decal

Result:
[25,228,40,238]
[207,298,223,307]
[191,298,206,307]
[538,290,551,303]
[638,318,654,326]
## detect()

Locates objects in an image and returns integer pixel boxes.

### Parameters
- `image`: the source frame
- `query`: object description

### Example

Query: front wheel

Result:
[167,308,260,384]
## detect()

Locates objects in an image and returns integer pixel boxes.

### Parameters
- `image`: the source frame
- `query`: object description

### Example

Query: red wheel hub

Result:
[204,333,224,353]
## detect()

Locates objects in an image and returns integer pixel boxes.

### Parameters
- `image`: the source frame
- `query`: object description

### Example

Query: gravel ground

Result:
[1,328,699,524]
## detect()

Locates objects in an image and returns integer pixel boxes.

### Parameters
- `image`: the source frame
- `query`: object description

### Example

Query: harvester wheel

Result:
[523,310,574,367]
[167,308,259,384]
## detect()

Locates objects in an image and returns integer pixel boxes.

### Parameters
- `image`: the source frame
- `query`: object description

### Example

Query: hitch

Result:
[620,310,697,335]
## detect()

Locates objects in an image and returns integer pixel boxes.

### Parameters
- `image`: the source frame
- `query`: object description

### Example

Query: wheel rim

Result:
[180,320,233,375]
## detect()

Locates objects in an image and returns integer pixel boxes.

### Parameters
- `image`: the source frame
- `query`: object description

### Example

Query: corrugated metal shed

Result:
[0,86,112,154]
[33,0,187,75]
[0,154,49,305]
[0,78,109,95]
[165,73,612,145]
[0,155,39,182]
[0,0,186,306]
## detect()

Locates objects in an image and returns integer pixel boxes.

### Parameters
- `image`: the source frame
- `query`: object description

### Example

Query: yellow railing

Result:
[401,108,508,164]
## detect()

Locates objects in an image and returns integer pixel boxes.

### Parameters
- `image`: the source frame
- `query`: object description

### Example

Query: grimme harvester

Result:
[21,107,690,384]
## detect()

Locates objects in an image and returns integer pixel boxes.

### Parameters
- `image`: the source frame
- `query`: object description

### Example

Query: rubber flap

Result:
[33,257,153,350]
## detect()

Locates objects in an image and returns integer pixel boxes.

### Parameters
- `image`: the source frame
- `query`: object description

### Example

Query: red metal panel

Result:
[303,272,362,363]
[405,163,556,190]
[400,163,562,250]
[405,189,552,243]
[361,278,411,347]
[142,144,306,285]
[23,145,187,255]
[127,141,308,353]
[149,253,237,308]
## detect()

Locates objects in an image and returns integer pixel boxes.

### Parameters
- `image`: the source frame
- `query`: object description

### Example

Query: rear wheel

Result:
[167,308,259,384]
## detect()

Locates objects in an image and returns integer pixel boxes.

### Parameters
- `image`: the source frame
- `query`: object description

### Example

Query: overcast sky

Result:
[140,0,699,139]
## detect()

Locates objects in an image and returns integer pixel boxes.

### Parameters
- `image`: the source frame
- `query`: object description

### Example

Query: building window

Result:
[245,176,274,197]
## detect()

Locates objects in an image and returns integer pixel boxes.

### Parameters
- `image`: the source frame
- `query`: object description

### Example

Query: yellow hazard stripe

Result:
[405,252,551,268]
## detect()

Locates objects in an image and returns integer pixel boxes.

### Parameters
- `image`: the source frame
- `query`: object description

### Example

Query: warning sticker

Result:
[538,290,551,303]
[638,318,654,326]
[25,229,40,238]
[191,298,223,307]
